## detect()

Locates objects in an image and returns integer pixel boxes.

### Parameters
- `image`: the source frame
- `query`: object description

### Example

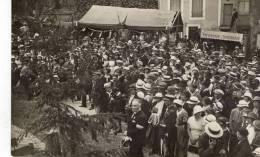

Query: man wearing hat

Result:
[175,99,189,157]
[12,55,19,94]
[243,112,258,144]
[253,96,260,119]
[90,71,106,112]
[231,128,253,157]
[197,122,225,157]
[184,96,200,117]
[229,100,250,134]
[20,58,35,100]
[148,92,165,155]
[126,98,147,157]
[160,97,177,157]
[143,83,153,104]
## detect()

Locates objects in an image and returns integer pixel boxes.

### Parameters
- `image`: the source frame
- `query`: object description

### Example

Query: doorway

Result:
[188,26,200,42]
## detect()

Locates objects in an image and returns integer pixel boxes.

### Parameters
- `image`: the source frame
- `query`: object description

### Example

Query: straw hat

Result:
[243,112,258,120]
[205,122,223,138]
[253,96,260,101]
[253,147,260,155]
[237,100,249,108]
[204,114,216,124]
[173,99,184,106]
[154,92,163,98]
[165,93,175,99]
[136,79,144,89]
[243,92,253,99]
[162,75,172,82]
[193,105,204,115]
[187,96,200,104]
[213,89,224,96]
[104,82,112,89]
[143,83,152,91]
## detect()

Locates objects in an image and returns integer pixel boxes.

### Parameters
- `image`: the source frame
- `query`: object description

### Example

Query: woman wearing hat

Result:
[187,105,205,157]
[252,96,260,119]
[175,99,189,157]
[231,128,253,157]
[197,122,225,157]
[252,120,260,150]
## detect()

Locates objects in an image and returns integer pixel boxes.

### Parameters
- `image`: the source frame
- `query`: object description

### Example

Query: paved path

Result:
[62,99,97,115]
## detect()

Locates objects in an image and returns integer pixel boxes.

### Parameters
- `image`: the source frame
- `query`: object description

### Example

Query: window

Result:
[191,0,203,17]
[239,0,249,15]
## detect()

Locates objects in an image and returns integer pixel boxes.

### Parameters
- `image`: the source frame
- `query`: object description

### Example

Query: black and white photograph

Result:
[7,0,260,157]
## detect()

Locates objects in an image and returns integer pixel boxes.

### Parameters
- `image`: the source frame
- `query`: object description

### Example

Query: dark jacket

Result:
[231,139,253,157]
[164,107,177,141]
[127,110,148,148]
[198,133,225,157]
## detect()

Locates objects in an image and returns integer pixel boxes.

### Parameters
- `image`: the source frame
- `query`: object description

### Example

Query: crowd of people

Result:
[11,19,260,157]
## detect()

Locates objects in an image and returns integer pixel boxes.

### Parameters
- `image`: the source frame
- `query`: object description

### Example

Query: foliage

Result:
[21,78,123,156]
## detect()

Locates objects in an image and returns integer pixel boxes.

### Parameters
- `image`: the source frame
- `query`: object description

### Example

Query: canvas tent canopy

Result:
[78,5,183,31]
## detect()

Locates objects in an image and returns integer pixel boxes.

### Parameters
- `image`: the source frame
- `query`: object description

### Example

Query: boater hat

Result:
[193,105,204,115]
[205,122,223,138]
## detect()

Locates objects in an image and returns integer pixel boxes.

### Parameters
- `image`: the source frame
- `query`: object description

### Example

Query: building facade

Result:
[159,0,220,41]
[159,0,260,53]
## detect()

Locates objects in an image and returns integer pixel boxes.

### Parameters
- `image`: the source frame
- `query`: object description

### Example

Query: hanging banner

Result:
[201,30,243,43]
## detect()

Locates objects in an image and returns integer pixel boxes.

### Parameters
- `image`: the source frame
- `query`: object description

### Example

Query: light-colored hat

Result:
[137,91,145,99]
[162,66,168,71]
[104,82,111,88]
[243,112,258,120]
[192,67,199,72]
[253,96,260,101]
[248,71,256,76]
[136,79,144,89]
[109,61,115,67]
[143,83,152,91]
[204,114,216,124]
[253,147,260,155]
[243,92,253,99]
[237,100,249,108]
[162,75,172,82]
[213,89,224,95]
[193,105,204,115]
[187,96,200,104]
[205,122,223,138]
[173,99,184,106]
[165,94,175,99]
[154,92,163,98]
[213,102,223,111]
[53,74,59,78]
[255,77,260,82]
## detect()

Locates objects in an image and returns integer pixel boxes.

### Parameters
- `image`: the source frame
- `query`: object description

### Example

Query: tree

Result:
[21,77,124,157]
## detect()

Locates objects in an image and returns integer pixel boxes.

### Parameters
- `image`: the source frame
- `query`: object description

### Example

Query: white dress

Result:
[187,116,205,157]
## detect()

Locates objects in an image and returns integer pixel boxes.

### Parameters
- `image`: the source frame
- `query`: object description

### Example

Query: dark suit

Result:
[164,107,177,157]
[127,110,147,157]
[231,139,253,157]
[198,133,225,157]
